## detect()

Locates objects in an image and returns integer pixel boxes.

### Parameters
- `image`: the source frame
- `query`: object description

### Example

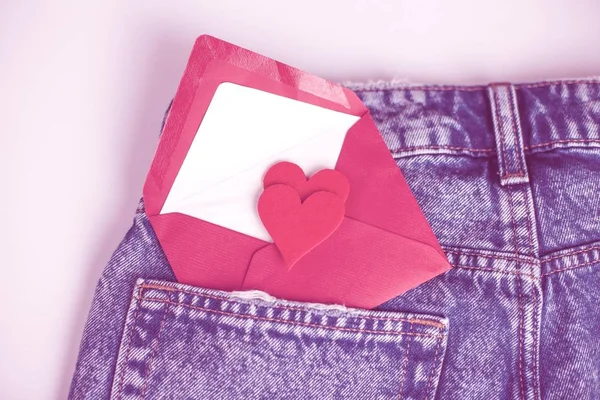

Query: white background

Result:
[1,1,599,398]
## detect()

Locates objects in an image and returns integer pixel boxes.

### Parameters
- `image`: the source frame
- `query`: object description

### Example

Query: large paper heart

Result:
[263,161,350,201]
[258,184,345,268]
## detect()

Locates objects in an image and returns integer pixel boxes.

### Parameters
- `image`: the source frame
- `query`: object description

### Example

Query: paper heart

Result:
[263,161,350,201]
[258,184,345,268]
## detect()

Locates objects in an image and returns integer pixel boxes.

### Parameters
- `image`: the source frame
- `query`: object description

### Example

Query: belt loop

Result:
[487,83,529,186]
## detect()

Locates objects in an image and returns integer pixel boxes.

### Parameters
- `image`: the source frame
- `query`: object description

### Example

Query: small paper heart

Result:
[258,184,345,268]
[263,161,350,202]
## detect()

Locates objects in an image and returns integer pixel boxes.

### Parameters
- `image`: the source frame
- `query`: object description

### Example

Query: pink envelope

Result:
[143,35,450,309]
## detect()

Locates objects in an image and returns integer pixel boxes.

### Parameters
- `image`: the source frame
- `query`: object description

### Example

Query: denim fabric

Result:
[69,79,600,399]
[111,280,447,399]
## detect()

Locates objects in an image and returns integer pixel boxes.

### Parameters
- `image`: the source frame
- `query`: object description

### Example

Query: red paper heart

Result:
[258,184,345,268]
[263,162,350,201]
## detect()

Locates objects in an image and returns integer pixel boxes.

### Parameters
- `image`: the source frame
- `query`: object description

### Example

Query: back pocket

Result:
[110,279,448,400]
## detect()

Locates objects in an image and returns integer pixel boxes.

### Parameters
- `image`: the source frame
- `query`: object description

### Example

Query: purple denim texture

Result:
[69,80,600,399]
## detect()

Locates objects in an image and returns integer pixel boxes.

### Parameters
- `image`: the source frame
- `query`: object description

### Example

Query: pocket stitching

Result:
[138,283,445,329]
[397,322,413,400]
[137,296,444,339]
[140,293,170,400]
[424,334,445,400]
[114,285,144,400]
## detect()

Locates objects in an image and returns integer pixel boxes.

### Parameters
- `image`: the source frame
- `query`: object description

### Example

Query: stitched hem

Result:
[138,283,443,328]
[452,265,538,280]
[113,286,143,400]
[424,334,445,400]
[397,321,413,400]
[541,242,600,276]
[137,297,444,338]
[139,293,169,400]
[444,248,536,264]
[542,259,600,277]
[138,280,449,335]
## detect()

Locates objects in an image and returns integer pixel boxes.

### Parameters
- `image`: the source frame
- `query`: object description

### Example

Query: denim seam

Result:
[138,284,443,328]
[114,285,144,400]
[391,150,495,160]
[448,246,600,273]
[136,296,445,338]
[391,145,494,153]
[527,139,600,150]
[390,140,600,158]
[542,259,600,277]
[463,257,600,277]
[541,242,600,275]
[424,334,444,400]
[397,322,413,400]
[531,280,540,400]
[522,187,541,400]
[522,189,539,268]
[542,245,600,262]
[445,249,536,264]
[140,293,170,400]
[507,188,526,400]
[516,250,526,400]
[452,265,538,280]
[392,145,494,153]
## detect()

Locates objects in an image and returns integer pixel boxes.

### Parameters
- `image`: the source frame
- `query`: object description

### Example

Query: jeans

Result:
[69,80,600,399]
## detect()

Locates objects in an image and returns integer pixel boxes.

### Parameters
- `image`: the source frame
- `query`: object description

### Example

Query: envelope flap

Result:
[337,113,445,256]
[143,35,366,217]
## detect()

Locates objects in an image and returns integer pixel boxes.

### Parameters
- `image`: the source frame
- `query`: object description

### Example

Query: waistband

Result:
[348,79,600,159]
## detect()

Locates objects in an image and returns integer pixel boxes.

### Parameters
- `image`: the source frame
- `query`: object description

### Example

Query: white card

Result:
[160,82,360,240]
